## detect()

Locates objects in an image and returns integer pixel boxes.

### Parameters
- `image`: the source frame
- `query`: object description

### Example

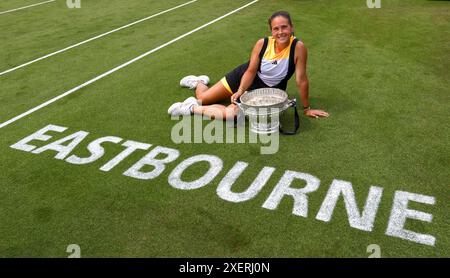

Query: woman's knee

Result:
[196,82,230,105]
[196,91,212,105]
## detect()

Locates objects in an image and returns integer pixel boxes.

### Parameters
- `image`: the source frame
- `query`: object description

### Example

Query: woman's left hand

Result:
[304,109,329,118]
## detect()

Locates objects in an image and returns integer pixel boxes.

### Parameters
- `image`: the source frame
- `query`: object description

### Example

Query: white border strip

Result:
[0,0,198,76]
[0,0,258,129]
[0,0,55,15]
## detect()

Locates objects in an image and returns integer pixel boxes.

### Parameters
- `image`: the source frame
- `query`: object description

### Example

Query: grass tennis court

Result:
[0,0,448,257]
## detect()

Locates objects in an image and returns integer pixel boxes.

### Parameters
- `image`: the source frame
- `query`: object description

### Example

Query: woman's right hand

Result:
[231,90,244,103]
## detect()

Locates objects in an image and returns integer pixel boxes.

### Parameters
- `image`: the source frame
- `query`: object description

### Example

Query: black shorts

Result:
[221,62,269,94]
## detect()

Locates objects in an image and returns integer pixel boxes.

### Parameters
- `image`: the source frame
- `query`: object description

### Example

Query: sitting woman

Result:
[168,11,329,120]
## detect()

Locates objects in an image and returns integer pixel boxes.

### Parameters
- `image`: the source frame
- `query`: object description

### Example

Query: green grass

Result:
[0,0,448,257]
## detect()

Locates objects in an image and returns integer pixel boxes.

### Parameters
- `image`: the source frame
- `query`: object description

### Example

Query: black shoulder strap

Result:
[287,37,298,75]
[258,37,268,72]
[276,37,299,91]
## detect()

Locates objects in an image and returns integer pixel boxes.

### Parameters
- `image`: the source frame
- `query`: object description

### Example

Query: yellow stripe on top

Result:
[257,36,295,87]
[263,36,295,60]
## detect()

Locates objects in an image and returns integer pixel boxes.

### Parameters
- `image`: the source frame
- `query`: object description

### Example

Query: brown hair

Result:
[268,11,293,29]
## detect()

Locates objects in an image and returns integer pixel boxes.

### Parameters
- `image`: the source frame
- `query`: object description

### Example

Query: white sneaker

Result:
[180,75,210,89]
[198,75,210,86]
[168,102,182,115]
[182,96,199,107]
[180,75,199,89]
[169,97,199,116]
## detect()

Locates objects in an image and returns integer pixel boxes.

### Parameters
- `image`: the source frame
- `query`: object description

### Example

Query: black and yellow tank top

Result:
[257,36,298,89]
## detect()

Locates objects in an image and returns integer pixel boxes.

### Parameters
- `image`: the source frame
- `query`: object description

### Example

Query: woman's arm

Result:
[231,39,264,102]
[295,42,329,118]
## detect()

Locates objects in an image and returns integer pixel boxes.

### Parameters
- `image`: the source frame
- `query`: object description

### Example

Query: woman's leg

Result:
[190,79,238,120]
[195,81,232,105]
[192,103,238,121]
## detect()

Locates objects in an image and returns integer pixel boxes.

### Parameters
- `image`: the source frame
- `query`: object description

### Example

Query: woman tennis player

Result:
[168,11,329,120]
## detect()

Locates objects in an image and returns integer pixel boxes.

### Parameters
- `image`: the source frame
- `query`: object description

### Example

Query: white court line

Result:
[0,0,198,76]
[0,0,259,129]
[0,0,55,15]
